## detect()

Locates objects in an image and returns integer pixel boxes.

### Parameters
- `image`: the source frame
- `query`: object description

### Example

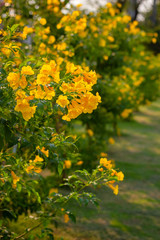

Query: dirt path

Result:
[55,100,160,240]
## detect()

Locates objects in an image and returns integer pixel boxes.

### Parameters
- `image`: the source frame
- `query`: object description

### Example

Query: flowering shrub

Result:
[0,2,125,239]
[52,2,160,167]
[0,0,160,238]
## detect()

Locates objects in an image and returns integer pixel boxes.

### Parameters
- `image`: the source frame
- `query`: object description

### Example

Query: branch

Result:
[13,222,42,240]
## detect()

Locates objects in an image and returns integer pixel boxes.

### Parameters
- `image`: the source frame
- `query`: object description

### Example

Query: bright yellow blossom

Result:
[76,161,83,166]
[108,137,115,144]
[64,160,72,169]
[64,214,69,223]
[21,66,34,75]
[40,18,47,25]
[87,129,94,137]
[34,155,44,163]
[11,171,20,189]
[117,171,124,181]
[56,95,70,108]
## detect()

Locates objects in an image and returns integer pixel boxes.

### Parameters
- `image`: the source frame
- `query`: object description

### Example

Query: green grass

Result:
[53,100,160,240]
[9,100,160,240]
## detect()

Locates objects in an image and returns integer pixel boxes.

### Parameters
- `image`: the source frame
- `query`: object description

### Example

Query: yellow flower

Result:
[87,129,94,137]
[40,18,47,25]
[56,95,70,108]
[19,75,27,89]
[51,133,58,142]
[107,183,119,195]
[26,165,34,173]
[15,15,21,21]
[64,160,72,169]
[107,36,114,42]
[71,135,77,140]
[49,188,58,196]
[100,158,108,166]
[34,155,44,163]
[53,7,59,13]
[76,161,83,166]
[117,171,124,181]
[0,178,4,183]
[100,152,108,157]
[44,26,50,34]
[66,61,77,73]
[36,73,50,85]
[15,100,36,121]
[34,167,42,173]
[113,185,118,195]
[99,168,104,172]
[21,26,34,39]
[118,96,122,101]
[106,2,112,8]
[121,109,132,118]
[7,72,20,90]
[77,4,82,8]
[108,137,115,144]
[44,85,55,100]
[1,44,11,57]
[103,55,108,61]
[40,64,52,75]
[42,34,47,40]
[122,15,131,23]
[152,38,157,44]
[11,171,20,188]
[117,3,122,8]
[48,35,56,44]
[21,66,34,75]
[64,214,69,223]
[99,39,106,47]
[100,158,112,170]
[57,23,62,29]
[41,147,49,157]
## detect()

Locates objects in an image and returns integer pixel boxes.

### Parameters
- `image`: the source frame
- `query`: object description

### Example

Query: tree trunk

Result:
[151,0,157,25]
[128,0,143,21]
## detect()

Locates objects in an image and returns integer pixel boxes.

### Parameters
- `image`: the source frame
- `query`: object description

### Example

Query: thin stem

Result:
[13,221,42,240]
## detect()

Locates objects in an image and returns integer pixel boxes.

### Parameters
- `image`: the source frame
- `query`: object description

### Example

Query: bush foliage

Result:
[0,0,159,239]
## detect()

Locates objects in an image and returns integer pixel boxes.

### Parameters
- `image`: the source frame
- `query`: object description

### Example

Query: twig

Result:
[13,221,42,240]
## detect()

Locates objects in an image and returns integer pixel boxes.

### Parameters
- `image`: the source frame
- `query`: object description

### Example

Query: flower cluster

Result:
[99,158,124,195]
[6,54,101,122]
[57,11,87,36]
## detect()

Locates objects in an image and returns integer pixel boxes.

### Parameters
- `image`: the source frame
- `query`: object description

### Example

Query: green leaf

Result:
[10,24,19,33]
[58,161,64,175]
[0,68,6,76]
[32,190,41,204]
[17,183,22,192]
[47,233,54,240]
[69,212,76,223]
[4,61,13,69]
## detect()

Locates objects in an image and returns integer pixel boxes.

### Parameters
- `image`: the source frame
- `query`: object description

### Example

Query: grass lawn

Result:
[10,100,160,240]
[53,100,160,240]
